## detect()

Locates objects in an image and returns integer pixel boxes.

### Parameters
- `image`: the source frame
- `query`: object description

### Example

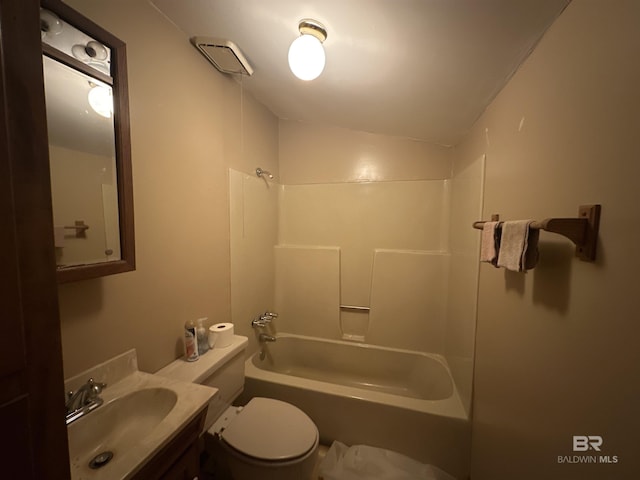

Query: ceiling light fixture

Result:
[288,19,327,81]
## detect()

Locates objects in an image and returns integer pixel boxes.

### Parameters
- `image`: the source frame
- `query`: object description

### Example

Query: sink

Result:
[64,350,216,480]
[68,387,177,477]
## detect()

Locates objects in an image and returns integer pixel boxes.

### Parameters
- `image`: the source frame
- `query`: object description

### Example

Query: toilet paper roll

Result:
[208,323,234,348]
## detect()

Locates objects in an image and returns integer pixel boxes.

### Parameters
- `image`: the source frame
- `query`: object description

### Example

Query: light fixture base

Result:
[298,19,327,43]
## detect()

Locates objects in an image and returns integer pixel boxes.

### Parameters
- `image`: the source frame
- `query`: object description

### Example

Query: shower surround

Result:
[229,122,484,478]
[275,178,451,352]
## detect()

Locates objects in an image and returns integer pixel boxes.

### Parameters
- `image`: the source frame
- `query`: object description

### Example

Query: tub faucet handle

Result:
[251,311,279,328]
[251,317,265,328]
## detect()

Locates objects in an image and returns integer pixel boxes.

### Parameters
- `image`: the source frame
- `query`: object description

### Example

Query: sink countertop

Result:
[65,350,217,480]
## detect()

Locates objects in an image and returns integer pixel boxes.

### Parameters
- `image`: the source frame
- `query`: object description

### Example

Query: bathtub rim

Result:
[245,332,468,421]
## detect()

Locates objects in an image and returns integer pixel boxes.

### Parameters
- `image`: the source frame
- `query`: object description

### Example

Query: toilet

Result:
[156,335,319,480]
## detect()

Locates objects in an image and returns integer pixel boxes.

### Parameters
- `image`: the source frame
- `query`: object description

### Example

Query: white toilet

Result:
[156,335,319,480]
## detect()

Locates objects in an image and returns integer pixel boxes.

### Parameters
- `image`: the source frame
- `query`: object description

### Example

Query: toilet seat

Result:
[219,397,318,461]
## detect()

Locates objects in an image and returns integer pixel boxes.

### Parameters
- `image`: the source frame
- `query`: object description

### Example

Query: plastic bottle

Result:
[184,319,199,362]
[196,317,209,355]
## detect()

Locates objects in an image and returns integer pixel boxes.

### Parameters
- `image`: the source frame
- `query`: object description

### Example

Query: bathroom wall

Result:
[445,154,485,416]
[279,120,451,184]
[276,180,451,351]
[49,144,119,265]
[455,0,640,478]
[276,120,456,352]
[229,169,278,355]
[58,0,279,378]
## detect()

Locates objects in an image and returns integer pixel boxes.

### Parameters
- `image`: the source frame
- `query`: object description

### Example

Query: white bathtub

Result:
[242,333,470,479]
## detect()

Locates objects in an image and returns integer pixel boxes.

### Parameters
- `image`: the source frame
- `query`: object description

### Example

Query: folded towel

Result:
[523,227,540,271]
[497,220,539,272]
[480,221,500,265]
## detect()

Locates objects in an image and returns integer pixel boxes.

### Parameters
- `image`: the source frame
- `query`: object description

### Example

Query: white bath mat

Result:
[319,441,456,480]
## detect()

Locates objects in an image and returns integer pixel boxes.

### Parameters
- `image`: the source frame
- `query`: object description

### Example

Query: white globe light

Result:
[288,34,325,81]
[88,85,113,118]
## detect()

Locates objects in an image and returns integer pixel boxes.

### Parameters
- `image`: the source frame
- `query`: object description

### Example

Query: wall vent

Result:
[191,37,253,76]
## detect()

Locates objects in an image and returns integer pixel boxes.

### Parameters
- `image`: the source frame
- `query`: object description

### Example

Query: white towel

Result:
[480,221,499,265]
[497,220,539,272]
[54,226,66,248]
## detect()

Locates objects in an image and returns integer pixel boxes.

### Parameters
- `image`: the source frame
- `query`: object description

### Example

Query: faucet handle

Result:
[260,311,278,322]
[89,378,107,393]
[251,311,279,328]
[85,378,107,399]
[251,316,268,328]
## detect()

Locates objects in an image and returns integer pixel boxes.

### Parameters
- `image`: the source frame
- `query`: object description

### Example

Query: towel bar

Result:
[339,305,370,312]
[472,204,601,261]
[62,220,89,238]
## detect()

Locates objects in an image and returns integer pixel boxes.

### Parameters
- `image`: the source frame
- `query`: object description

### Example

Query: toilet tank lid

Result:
[155,335,247,383]
[221,397,318,461]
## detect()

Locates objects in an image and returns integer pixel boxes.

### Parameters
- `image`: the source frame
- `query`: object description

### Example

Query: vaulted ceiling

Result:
[152,0,570,145]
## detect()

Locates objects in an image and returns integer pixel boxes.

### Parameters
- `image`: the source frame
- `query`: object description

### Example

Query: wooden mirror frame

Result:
[41,0,135,283]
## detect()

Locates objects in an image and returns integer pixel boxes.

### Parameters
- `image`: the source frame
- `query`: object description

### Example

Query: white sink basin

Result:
[68,387,177,474]
[65,357,216,480]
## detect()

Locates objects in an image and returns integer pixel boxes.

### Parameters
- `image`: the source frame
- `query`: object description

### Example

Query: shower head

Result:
[191,36,253,76]
[256,167,273,179]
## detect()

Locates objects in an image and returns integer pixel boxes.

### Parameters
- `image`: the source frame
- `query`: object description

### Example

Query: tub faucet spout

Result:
[259,333,276,343]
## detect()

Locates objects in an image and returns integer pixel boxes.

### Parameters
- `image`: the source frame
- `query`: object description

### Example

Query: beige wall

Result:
[446,154,484,416]
[457,1,640,478]
[229,169,279,355]
[279,120,452,184]
[276,180,451,350]
[276,122,456,350]
[49,144,118,265]
[58,0,278,378]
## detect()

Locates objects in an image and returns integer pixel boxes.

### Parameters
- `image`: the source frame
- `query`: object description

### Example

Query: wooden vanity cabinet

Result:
[133,407,206,480]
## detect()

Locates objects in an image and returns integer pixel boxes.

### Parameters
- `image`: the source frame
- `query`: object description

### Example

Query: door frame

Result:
[0,0,69,477]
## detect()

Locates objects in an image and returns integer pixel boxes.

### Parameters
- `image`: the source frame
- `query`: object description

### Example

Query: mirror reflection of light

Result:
[88,85,113,118]
[40,9,63,38]
[86,41,108,60]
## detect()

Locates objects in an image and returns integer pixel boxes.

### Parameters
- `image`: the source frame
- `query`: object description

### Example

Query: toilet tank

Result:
[156,335,248,431]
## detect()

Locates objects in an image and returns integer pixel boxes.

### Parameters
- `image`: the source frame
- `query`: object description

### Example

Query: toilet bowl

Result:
[211,397,319,479]
[156,335,319,479]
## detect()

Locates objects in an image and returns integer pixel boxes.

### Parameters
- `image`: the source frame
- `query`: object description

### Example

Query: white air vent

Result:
[191,37,253,76]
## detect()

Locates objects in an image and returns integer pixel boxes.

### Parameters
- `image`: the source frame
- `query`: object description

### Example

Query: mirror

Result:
[40,0,135,283]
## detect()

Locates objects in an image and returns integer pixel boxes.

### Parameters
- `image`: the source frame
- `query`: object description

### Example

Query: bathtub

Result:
[242,333,470,479]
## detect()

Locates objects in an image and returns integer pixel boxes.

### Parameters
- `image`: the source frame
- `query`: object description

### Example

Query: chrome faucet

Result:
[251,311,278,328]
[259,333,276,343]
[65,378,107,425]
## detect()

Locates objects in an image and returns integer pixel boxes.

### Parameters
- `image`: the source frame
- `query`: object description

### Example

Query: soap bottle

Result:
[184,319,199,362]
[196,317,209,355]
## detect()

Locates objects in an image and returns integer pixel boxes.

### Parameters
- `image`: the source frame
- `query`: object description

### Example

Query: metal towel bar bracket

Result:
[472,204,601,262]
[63,220,89,238]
